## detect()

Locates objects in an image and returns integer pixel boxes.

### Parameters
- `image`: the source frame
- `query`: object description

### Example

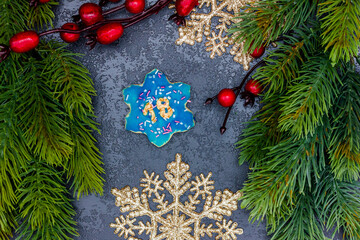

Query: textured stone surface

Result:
[51,1,341,240]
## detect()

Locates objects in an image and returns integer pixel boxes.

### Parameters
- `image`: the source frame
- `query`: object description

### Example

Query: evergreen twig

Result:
[16,160,78,240]
[270,192,325,240]
[0,0,29,45]
[232,1,360,238]
[68,117,104,198]
[252,24,321,97]
[39,42,105,198]
[16,57,74,166]
[0,57,30,239]
[278,55,340,138]
[229,0,317,53]
[28,1,58,29]
[318,0,360,64]
[315,168,360,240]
[0,0,104,238]
[328,68,360,181]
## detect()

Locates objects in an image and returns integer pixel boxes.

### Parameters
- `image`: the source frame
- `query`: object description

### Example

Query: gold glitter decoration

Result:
[110,153,243,239]
[171,0,259,70]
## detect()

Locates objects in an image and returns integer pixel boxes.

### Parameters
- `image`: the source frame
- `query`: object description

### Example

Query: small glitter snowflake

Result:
[123,69,195,147]
[110,153,243,239]
[171,0,259,70]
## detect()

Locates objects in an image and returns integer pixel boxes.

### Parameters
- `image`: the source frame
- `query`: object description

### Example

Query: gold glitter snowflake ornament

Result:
[172,0,259,70]
[110,153,243,239]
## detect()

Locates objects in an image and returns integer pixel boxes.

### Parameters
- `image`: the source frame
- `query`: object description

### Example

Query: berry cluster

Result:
[205,59,265,134]
[0,0,198,62]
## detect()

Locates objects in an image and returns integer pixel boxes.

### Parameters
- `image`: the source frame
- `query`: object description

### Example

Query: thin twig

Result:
[38,0,171,36]
[220,60,265,134]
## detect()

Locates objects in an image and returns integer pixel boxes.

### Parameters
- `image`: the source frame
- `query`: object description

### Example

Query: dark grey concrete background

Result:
[50,1,341,240]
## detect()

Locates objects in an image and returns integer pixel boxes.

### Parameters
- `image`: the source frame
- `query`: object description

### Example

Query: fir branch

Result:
[278,55,340,138]
[237,94,284,167]
[240,122,328,233]
[235,1,360,239]
[0,209,16,240]
[253,25,322,96]
[16,160,78,240]
[39,42,96,121]
[0,0,29,44]
[0,0,99,238]
[16,57,73,165]
[28,1,58,30]
[68,117,104,199]
[0,59,23,207]
[230,0,317,52]
[38,42,104,198]
[315,168,360,240]
[270,192,325,240]
[236,120,273,167]
[328,69,360,181]
[240,158,297,232]
[318,0,360,64]
[254,42,303,96]
[0,58,30,239]
[240,138,303,229]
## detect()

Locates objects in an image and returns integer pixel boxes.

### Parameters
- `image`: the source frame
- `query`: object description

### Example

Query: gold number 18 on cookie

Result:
[143,98,174,123]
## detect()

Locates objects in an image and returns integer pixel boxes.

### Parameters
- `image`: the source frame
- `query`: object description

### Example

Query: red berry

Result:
[217,88,236,107]
[79,3,103,26]
[250,45,265,58]
[175,0,198,16]
[245,79,262,96]
[39,0,50,3]
[125,0,145,14]
[9,31,39,53]
[60,23,80,43]
[96,22,124,45]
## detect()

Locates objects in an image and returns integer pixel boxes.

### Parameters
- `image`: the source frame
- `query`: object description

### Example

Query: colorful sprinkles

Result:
[123,69,195,147]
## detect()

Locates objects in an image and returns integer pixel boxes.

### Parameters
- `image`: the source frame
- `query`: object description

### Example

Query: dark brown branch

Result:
[39,0,172,36]
[73,2,126,24]
[124,0,172,28]
[219,60,265,134]
[100,0,122,6]
[39,18,127,37]
[103,3,126,15]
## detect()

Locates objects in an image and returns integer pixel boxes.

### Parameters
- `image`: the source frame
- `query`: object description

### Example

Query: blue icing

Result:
[123,69,195,147]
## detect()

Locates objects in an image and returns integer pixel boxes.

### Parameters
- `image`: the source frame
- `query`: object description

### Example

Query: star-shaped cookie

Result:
[123,69,195,147]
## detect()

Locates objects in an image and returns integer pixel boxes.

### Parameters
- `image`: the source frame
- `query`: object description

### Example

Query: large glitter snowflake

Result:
[172,0,259,70]
[110,153,243,239]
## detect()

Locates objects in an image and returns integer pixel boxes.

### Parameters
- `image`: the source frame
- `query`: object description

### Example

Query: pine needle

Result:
[16,160,79,240]
[0,0,103,238]
[0,0,29,44]
[229,0,317,52]
[68,117,105,199]
[278,55,340,138]
[38,42,105,198]
[315,168,360,240]
[270,193,325,240]
[16,57,74,166]
[328,68,360,181]
[28,1,58,30]
[0,57,31,239]
[319,0,360,64]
